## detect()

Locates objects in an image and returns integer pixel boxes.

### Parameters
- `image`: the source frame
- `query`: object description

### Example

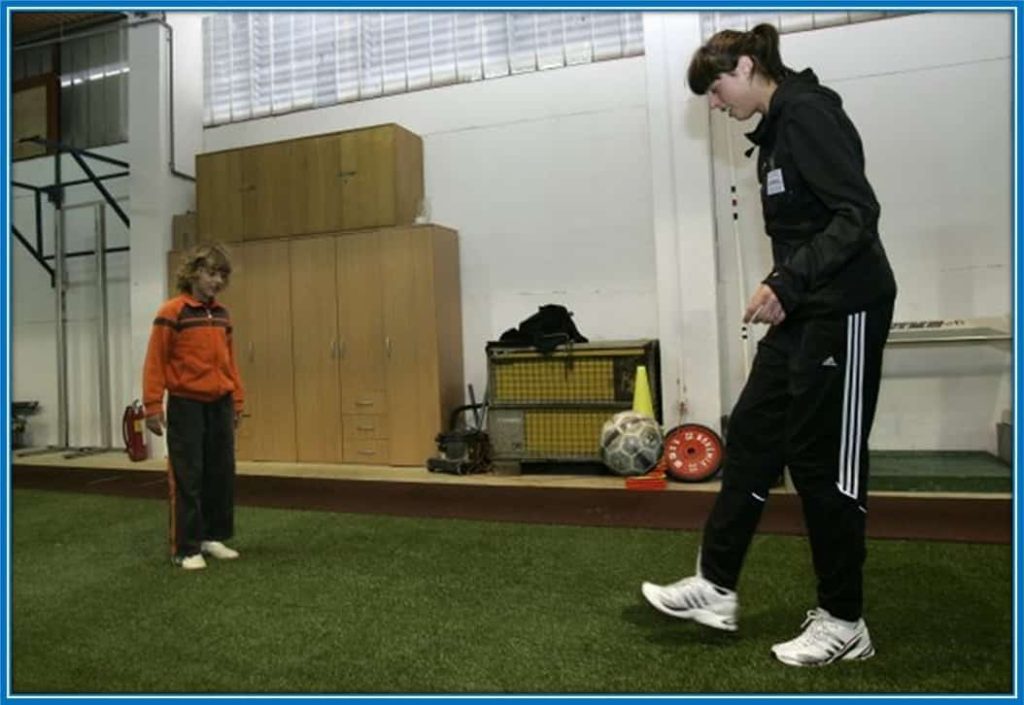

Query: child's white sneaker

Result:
[201,540,240,560]
[174,553,207,570]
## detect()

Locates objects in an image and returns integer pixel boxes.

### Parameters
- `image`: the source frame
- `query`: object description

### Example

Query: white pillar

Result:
[127,13,203,455]
[643,13,724,432]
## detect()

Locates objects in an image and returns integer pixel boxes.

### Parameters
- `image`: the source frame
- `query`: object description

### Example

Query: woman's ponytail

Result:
[748,23,791,84]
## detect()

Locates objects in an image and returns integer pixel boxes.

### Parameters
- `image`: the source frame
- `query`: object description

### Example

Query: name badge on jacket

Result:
[766,168,785,196]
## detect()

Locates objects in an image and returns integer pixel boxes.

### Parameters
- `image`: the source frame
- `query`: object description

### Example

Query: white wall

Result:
[10,11,1014,455]
[710,12,1013,452]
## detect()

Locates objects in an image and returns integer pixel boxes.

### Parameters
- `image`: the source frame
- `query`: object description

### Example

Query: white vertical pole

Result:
[54,200,69,448]
[95,203,112,448]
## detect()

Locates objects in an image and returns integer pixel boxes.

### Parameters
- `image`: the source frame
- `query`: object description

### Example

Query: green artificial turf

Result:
[10,489,1014,694]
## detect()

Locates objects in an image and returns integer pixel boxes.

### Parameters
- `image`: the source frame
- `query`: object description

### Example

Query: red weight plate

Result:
[663,423,724,482]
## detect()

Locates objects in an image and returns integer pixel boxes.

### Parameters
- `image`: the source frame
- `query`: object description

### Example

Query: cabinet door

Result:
[302,135,346,235]
[337,232,388,415]
[339,127,396,231]
[392,126,425,227]
[196,150,244,243]
[289,236,343,462]
[241,141,296,240]
[167,251,183,298]
[380,228,443,466]
[235,240,296,461]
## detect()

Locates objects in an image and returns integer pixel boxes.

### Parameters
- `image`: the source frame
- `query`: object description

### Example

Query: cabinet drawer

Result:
[343,440,390,465]
[342,389,388,414]
[344,414,389,441]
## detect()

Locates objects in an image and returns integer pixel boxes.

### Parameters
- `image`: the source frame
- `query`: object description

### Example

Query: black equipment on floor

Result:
[12,401,40,449]
[427,385,490,476]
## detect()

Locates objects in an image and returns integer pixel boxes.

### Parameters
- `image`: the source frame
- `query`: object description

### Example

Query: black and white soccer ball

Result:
[599,411,664,476]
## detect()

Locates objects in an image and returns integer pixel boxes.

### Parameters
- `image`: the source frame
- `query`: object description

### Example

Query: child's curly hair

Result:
[175,243,233,294]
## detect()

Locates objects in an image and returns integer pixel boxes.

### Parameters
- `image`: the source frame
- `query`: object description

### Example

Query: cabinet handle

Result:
[358,449,376,456]
[248,341,254,361]
[330,339,338,358]
[385,336,392,357]
[355,400,374,407]
[338,340,346,358]
[356,425,375,431]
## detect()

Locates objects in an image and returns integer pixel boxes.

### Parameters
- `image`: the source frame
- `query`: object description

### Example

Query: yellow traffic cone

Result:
[632,365,655,418]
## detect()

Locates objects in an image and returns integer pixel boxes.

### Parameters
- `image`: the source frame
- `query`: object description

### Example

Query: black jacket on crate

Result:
[745,68,897,319]
[498,304,588,353]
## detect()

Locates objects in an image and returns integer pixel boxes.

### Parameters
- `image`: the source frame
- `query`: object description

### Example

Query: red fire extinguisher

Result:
[123,400,148,462]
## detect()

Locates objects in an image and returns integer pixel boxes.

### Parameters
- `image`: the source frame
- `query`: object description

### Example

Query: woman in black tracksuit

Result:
[641,23,897,667]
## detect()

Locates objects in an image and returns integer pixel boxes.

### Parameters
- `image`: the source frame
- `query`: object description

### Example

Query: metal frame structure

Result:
[12,136,129,458]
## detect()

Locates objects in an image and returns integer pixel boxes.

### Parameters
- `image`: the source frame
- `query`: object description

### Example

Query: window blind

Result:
[700,11,914,39]
[203,11,644,127]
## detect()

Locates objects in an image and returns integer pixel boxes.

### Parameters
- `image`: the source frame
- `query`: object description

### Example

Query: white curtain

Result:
[699,11,913,39]
[202,11,645,126]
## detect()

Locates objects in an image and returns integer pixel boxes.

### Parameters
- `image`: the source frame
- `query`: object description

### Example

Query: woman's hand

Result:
[744,284,787,325]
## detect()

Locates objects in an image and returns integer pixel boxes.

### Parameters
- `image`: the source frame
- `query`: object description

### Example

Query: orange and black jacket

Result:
[142,294,245,418]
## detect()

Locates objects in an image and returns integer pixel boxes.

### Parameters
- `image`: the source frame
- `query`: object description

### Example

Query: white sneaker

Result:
[175,553,207,570]
[771,608,875,667]
[201,540,240,560]
[641,575,738,631]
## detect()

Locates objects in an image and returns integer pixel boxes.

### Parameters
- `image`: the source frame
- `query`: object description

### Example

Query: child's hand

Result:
[146,413,165,437]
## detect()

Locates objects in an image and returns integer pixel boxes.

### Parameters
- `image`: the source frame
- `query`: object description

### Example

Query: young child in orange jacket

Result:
[143,243,245,570]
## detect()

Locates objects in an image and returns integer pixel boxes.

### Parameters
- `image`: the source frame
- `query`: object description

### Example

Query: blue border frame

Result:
[2,3,1021,704]
[2,2,8,703]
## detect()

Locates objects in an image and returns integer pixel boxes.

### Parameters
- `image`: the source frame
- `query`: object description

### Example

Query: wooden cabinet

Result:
[284,225,463,467]
[166,251,182,297]
[336,231,391,464]
[234,239,296,461]
[178,120,455,470]
[379,226,464,465]
[338,126,424,231]
[240,140,314,241]
[289,236,343,463]
[196,124,423,243]
[195,149,244,243]
[300,135,345,236]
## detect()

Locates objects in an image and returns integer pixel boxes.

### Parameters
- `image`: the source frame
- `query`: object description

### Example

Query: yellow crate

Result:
[523,409,611,457]
[486,340,661,461]
[493,357,616,403]
[488,340,658,408]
